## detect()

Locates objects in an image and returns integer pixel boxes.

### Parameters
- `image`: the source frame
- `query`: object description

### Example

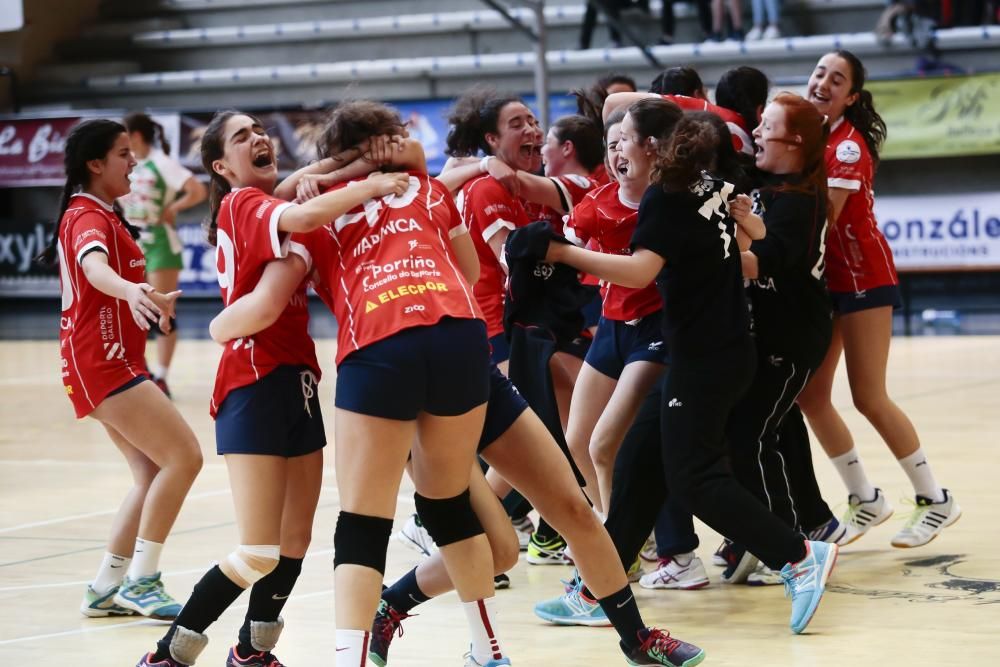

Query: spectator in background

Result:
[649,66,706,98]
[746,0,782,39]
[709,0,745,41]
[580,0,629,49]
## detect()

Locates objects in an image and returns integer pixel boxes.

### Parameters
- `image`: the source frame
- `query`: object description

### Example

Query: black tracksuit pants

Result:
[605,337,806,572]
[727,347,834,533]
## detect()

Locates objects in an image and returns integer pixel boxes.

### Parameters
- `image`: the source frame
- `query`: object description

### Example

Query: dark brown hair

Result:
[200,110,262,246]
[649,66,703,97]
[123,111,171,154]
[628,97,684,145]
[830,50,887,164]
[652,114,720,192]
[446,86,524,157]
[316,100,406,159]
[36,119,139,265]
[550,115,603,172]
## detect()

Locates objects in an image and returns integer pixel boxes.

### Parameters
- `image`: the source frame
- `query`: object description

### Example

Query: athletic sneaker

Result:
[226,645,286,666]
[533,579,610,626]
[113,572,182,619]
[890,490,961,548]
[511,515,534,552]
[526,533,572,565]
[627,556,643,583]
[622,627,706,667]
[720,544,758,585]
[152,376,172,399]
[80,584,136,617]
[369,599,410,667]
[746,562,783,586]
[135,653,185,667]
[781,540,838,634]
[711,539,730,567]
[494,573,511,590]
[839,488,894,545]
[806,516,847,544]
[639,553,709,590]
[639,533,658,562]
[464,654,511,667]
[395,513,437,557]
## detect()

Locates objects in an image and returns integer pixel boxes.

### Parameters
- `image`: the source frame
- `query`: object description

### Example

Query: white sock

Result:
[334,629,369,666]
[127,538,164,579]
[462,597,505,666]
[673,551,695,566]
[830,448,877,501]
[151,363,167,380]
[92,552,130,594]
[898,448,945,502]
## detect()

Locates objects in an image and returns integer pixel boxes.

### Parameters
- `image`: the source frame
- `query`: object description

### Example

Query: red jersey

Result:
[210,187,319,417]
[458,174,530,338]
[824,118,898,292]
[523,172,603,235]
[58,194,149,418]
[664,95,754,156]
[298,172,482,365]
[565,182,662,322]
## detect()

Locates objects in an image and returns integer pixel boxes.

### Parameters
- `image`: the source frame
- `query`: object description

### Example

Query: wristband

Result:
[479,156,493,173]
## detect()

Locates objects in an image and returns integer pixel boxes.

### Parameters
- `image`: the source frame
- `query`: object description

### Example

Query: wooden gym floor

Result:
[0,336,998,666]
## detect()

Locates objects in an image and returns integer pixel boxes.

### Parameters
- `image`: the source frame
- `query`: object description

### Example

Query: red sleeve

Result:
[289,229,325,275]
[69,212,113,266]
[468,177,526,243]
[565,195,597,246]
[429,177,468,238]
[827,137,869,192]
[230,188,296,263]
[552,174,598,211]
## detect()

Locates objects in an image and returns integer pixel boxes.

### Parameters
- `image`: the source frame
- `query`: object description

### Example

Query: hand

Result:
[125,283,161,331]
[296,172,338,202]
[363,134,406,166]
[147,289,182,334]
[368,171,410,198]
[729,193,752,223]
[485,157,520,197]
[160,206,177,227]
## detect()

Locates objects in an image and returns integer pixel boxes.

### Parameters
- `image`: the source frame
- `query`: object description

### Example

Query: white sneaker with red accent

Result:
[638,553,709,590]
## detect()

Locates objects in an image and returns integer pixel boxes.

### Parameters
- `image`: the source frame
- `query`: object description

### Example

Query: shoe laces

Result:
[299,370,317,418]
[896,496,933,530]
[560,572,582,593]
[375,604,412,644]
[129,576,173,602]
[639,628,683,657]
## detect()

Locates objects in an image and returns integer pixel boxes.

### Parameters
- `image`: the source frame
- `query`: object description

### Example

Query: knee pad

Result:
[414,489,484,547]
[220,544,280,588]
[167,626,209,665]
[333,511,393,573]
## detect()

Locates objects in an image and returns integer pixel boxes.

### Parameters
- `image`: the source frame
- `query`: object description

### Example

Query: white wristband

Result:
[480,156,493,173]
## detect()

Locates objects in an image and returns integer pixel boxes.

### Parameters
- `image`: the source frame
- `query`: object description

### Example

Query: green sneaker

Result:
[533,579,610,626]
[526,533,572,565]
[627,556,643,582]
[113,572,183,619]
[80,584,136,618]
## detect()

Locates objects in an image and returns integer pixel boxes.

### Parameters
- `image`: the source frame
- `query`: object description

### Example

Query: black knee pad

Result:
[333,511,393,573]
[414,489,484,547]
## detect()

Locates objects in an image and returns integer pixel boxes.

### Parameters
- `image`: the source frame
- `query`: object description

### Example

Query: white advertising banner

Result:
[874,192,1000,270]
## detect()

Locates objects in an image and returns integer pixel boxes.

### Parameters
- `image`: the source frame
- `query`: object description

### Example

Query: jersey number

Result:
[717,222,733,259]
[810,218,829,280]
[334,176,421,232]
[697,182,735,260]
[216,228,236,303]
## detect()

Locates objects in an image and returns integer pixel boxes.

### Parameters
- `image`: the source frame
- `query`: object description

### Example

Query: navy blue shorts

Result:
[489,332,511,365]
[216,365,325,458]
[107,374,148,398]
[336,317,491,420]
[477,365,530,453]
[582,288,602,329]
[585,315,668,379]
[830,284,902,314]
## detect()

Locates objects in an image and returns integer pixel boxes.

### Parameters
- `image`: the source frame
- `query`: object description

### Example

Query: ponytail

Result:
[834,50,888,164]
[652,115,719,192]
[200,110,246,246]
[446,86,522,158]
[123,111,171,154]
[36,119,131,266]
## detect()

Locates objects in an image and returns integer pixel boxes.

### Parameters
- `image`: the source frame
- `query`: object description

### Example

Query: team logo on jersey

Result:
[836,140,862,164]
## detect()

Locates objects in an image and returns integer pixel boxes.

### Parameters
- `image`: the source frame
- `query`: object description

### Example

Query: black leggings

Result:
[605,338,806,572]
[727,349,834,533]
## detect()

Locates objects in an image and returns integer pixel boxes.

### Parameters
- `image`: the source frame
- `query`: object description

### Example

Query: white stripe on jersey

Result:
[329,230,361,354]
[482,219,516,243]
[828,177,861,192]
[288,241,313,272]
[75,240,109,266]
[269,201,294,258]
[68,335,95,411]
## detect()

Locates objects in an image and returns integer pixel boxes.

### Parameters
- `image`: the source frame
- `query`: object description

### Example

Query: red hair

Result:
[770,92,830,217]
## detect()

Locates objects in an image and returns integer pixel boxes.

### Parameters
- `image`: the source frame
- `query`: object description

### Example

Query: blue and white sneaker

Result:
[80,584,136,617]
[781,540,838,634]
[464,654,511,667]
[533,579,610,626]
[113,572,183,619]
[807,516,847,544]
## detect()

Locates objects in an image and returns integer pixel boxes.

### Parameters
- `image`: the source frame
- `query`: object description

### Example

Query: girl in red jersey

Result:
[135,111,411,667]
[36,119,201,621]
[561,100,679,518]
[798,50,960,548]
[200,102,509,667]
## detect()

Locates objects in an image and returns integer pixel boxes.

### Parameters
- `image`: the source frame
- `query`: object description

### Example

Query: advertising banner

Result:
[874,191,1000,270]
[872,72,1000,160]
[0,116,80,187]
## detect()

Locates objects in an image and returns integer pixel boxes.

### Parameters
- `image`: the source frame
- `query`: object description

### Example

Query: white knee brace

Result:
[221,544,280,588]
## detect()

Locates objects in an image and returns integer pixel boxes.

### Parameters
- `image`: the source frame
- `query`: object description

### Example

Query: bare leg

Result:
[798,318,857,458]
[564,363,618,514]
[279,449,324,557]
[101,423,159,556]
[550,351,584,432]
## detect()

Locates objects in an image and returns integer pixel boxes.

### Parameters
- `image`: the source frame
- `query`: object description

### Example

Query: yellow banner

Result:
[871,72,1000,159]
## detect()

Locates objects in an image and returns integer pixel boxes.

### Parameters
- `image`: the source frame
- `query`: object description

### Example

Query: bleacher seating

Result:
[25,0,1000,110]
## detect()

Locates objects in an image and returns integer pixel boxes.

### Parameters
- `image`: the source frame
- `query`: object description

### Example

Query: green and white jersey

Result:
[121,149,194,228]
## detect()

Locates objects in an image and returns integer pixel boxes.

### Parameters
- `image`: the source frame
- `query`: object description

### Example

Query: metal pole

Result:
[527,1,550,129]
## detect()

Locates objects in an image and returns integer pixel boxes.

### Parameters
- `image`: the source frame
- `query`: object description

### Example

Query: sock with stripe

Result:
[382,566,431,614]
[92,552,130,595]
[462,597,505,665]
[335,629,370,666]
